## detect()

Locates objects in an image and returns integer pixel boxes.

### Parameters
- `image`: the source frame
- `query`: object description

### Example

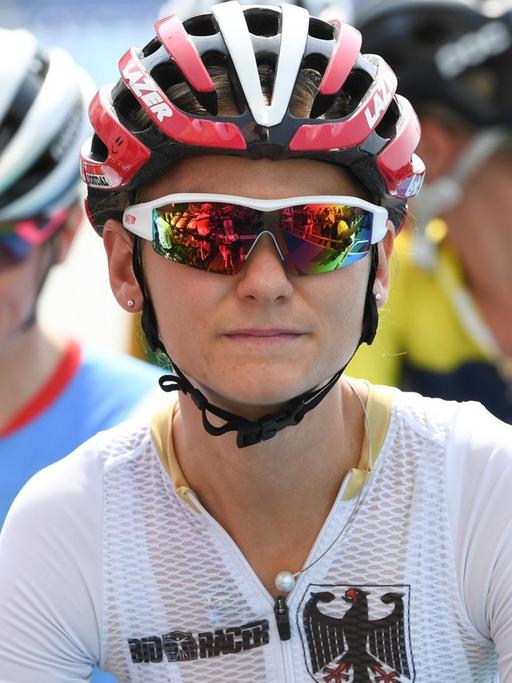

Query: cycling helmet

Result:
[81,2,425,447]
[81,2,424,229]
[356,0,512,129]
[0,27,93,232]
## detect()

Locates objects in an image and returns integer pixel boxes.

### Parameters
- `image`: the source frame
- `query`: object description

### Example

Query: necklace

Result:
[273,381,373,594]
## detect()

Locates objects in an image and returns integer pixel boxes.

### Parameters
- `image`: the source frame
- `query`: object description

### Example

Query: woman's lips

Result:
[223,329,306,345]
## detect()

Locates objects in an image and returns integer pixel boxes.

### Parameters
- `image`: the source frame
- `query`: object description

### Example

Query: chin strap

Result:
[132,237,379,448]
[159,363,344,448]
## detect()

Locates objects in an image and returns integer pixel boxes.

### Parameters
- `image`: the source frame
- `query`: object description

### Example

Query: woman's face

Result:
[105,156,393,417]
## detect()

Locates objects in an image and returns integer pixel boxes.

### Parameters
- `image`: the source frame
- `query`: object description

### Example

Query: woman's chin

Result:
[196,379,317,420]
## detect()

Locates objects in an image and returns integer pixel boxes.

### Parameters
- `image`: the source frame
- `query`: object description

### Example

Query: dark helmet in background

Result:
[356,0,512,128]
[355,0,512,263]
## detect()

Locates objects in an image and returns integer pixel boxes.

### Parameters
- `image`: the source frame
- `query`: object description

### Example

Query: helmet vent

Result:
[142,38,163,58]
[152,60,220,115]
[301,54,329,79]
[244,8,280,37]
[324,68,371,119]
[184,14,218,37]
[115,89,153,133]
[90,134,109,163]
[296,57,330,118]
[310,92,336,119]
[375,99,398,139]
[308,17,335,41]
[202,51,228,69]
[151,62,189,93]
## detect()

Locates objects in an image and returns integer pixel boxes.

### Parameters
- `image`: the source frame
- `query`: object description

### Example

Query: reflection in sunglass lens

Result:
[278,204,373,274]
[152,203,261,275]
[151,202,374,275]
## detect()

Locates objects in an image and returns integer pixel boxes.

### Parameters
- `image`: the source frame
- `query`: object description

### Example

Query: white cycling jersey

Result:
[0,385,511,682]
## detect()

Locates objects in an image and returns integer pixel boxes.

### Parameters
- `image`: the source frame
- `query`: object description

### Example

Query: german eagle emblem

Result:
[300,585,414,682]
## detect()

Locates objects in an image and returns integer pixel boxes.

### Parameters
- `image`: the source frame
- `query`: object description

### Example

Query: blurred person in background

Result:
[0,27,165,682]
[0,19,164,610]
[348,0,512,423]
[0,30,167,683]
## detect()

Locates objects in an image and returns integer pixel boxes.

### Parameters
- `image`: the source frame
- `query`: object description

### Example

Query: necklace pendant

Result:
[274,571,296,593]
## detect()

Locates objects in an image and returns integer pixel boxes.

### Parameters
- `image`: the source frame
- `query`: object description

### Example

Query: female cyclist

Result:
[0,3,511,681]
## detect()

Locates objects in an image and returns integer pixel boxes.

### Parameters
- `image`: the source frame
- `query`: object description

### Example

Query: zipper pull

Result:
[274,596,291,641]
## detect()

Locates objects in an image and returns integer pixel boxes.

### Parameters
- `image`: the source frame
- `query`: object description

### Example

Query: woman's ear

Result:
[103,219,143,312]
[373,220,395,308]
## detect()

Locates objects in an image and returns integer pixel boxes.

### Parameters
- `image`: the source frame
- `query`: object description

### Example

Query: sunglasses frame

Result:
[123,193,388,242]
[122,193,389,276]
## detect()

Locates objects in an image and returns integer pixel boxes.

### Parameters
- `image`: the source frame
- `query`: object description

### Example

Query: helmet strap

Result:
[360,244,379,345]
[159,362,344,448]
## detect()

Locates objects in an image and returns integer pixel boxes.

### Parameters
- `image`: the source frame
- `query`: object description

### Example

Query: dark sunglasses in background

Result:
[0,210,69,270]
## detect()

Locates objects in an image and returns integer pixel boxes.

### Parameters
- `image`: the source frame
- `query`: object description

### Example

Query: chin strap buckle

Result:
[236,402,306,448]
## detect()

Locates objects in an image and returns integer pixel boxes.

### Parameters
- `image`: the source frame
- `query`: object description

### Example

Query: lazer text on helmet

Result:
[122,59,173,122]
[364,73,395,130]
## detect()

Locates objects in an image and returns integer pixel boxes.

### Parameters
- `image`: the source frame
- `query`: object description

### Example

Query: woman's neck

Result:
[171,378,367,593]
[0,324,66,431]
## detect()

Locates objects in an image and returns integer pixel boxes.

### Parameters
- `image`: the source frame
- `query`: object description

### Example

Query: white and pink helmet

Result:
[80,1,424,232]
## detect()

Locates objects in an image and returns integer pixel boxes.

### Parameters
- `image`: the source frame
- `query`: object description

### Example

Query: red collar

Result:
[0,340,81,437]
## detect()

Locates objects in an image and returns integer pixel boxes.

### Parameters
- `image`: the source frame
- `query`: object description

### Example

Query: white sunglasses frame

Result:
[122,193,389,245]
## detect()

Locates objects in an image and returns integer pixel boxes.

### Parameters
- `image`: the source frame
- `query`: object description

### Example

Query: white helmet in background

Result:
[0,27,94,224]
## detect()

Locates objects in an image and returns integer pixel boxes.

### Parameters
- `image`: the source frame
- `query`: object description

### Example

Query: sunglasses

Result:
[0,210,69,270]
[122,194,388,276]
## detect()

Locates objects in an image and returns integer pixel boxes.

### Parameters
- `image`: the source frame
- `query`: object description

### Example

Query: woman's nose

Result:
[235,233,293,303]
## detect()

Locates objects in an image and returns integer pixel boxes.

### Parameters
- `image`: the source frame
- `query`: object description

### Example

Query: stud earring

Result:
[127,299,135,308]
[375,292,382,302]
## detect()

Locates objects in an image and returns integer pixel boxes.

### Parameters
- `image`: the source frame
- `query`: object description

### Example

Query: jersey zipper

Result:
[274,596,290,640]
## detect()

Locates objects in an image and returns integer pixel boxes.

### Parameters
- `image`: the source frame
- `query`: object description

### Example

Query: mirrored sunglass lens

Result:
[149,201,374,276]
[151,203,261,274]
[278,204,373,274]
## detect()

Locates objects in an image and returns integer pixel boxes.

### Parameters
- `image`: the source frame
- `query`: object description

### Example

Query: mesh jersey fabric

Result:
[0,387,511,681]
[347,230,512,423]
[0,346,162,525]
